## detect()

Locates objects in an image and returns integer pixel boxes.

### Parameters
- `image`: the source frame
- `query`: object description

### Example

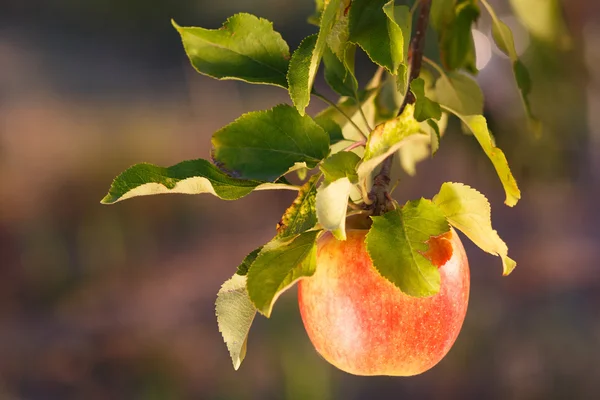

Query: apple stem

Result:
[367,0,432,216]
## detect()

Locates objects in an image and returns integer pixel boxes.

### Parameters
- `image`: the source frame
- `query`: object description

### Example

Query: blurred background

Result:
[1,0,599,399]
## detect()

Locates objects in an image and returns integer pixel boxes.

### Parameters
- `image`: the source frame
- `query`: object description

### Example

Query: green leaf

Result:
[455,115,521,207]
[357,104,421,184]
[382,1,411,62]
[349,0,407,74]
[509,0,571,49]
[173,14,290,88]
[211,104,330,181]
[320,151,361,184]
[216,273,257,370]
[323,46,358,97]
[314,114,345,145]
[431,0,480,73]
[101,159,296,204]
[276,175,319,238]
[287,34,318,115]
[411,78,442,122]
[236,247,263,276]
[326,1,352,60]
[247,230,320,316]
[433,182,517,275]
[366,199,450,297]
[316,178,352,240]
[485,6,542,136]
[287,0,343,114]
[491,18,518,60]
[434,71,484,116]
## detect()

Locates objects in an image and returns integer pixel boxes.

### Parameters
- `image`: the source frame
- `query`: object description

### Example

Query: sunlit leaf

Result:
[216,274,257,370]
[288,0,343,114]
[316,177,353,240]
[101,159,297,204]
[357,104,421,184]
[433,182,516,275]
[173,14,289,87]
[455,114,521,206]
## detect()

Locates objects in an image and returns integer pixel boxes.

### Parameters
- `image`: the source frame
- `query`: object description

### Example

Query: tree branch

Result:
[367,0,432,216]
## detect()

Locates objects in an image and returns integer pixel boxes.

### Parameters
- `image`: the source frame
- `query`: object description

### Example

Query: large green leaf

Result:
[357,104,421,184]
[349,0,408,74]
[455,114,521,207]
[276,175,319,239]
[433,182,516,275]
[366,199,450,297]
[431,0,479,73]
[434,71,483,116]
[101,159,296,204]
[288,0,343,114]
[173,14,289,88]
[216,274,257,370]
[247,230,320,316]
[211,104,330,181]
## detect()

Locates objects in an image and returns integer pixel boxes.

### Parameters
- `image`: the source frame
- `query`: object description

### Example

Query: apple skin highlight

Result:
[298,228,470,376]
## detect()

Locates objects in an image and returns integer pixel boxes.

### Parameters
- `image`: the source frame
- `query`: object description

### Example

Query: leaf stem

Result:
[313,91,369,140]
[422,56,446,78]
[344,140,366,152]
[367,0,432,216]
[354,89,373,133]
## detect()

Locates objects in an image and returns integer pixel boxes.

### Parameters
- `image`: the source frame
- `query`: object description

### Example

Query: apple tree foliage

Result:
[102,0,538,370]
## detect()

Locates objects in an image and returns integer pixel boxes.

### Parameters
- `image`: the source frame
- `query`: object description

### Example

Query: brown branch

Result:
[368,0,432,216]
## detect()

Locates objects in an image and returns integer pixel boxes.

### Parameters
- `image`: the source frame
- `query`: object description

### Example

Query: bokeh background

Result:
[1,0,599,399]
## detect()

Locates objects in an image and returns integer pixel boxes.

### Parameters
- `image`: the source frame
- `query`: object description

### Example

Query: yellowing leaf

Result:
[357,104,421,184]
[459,115,521,207]
[276,175,319,238]
[433,182,516,275]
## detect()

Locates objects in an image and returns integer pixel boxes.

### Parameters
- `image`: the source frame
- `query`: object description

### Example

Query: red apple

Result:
[297,227,470,376]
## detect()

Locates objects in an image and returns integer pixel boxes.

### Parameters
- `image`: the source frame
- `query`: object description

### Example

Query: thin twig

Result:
[367,0,432,216]
[313,91,369,140]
